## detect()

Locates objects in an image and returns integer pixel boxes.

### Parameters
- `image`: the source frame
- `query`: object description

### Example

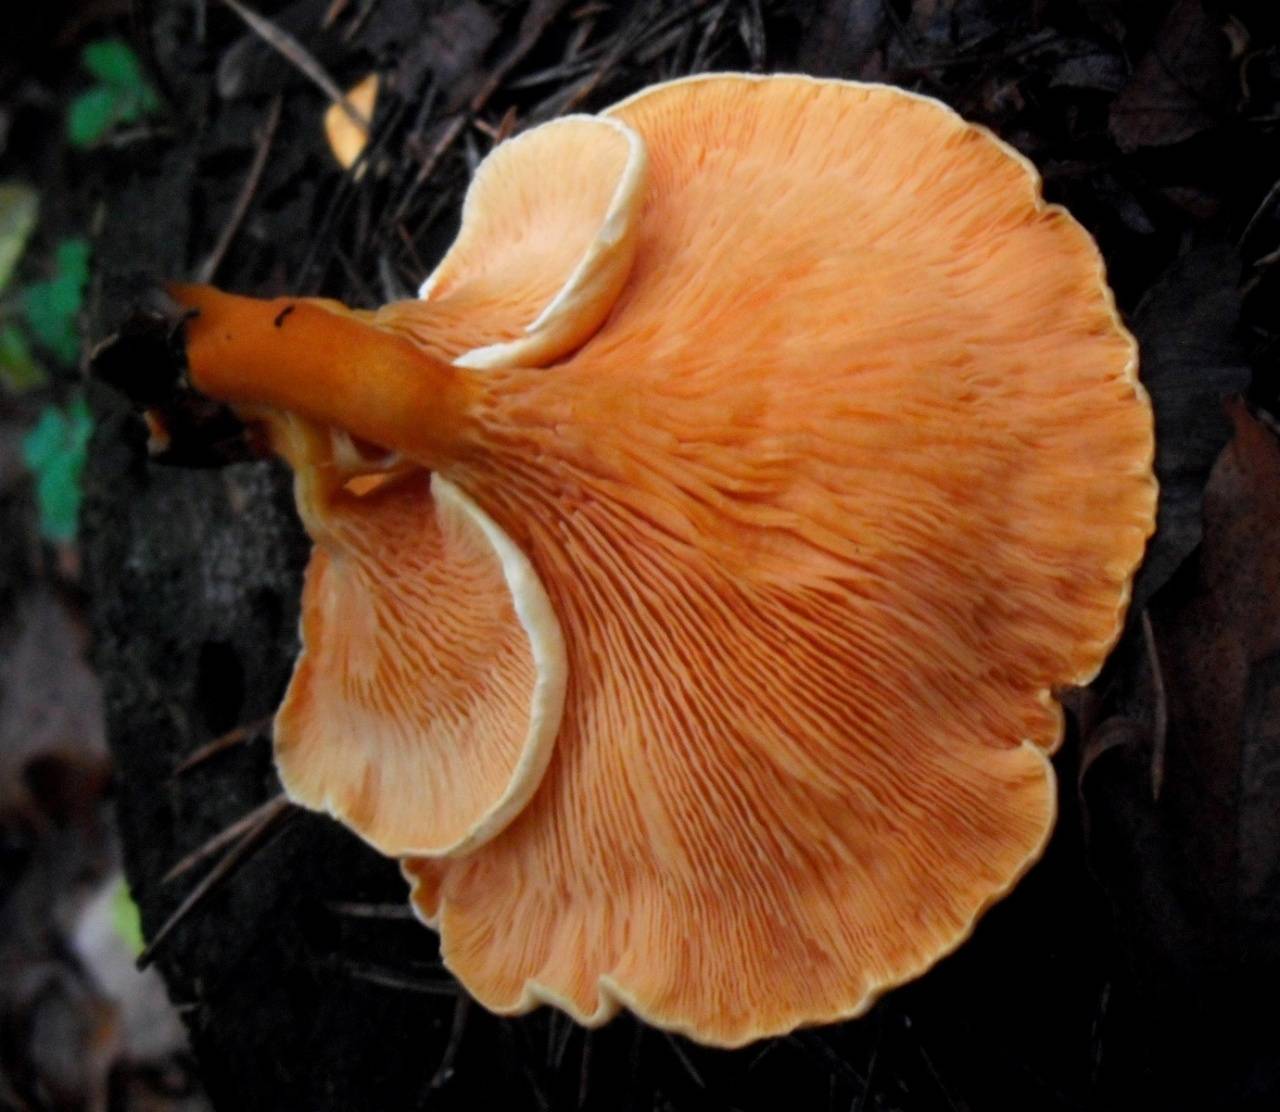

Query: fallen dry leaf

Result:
[796,0,886,78]
[1165,402,1280,955]
[1082,402,1280,1104]
[0,589,106,817]
[1109,0,1235,151]
[1129,243,1250,611]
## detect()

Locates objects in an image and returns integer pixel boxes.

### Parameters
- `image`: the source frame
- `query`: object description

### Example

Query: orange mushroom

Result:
[168,75,1156,1046]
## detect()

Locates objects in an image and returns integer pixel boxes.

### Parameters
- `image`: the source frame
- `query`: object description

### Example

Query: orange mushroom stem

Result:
[170,284,475,471]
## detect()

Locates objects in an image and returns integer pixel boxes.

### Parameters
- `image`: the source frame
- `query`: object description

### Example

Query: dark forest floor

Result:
[3,1,1280,1109]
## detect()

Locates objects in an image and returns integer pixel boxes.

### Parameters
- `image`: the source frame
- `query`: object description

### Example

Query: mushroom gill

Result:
[169,74,1156,1046]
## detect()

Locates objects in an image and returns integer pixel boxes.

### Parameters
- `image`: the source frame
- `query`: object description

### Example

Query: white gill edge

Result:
[425,473,568,857]
[416,114,649,371]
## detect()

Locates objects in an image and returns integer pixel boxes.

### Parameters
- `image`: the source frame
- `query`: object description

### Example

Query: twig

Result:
[395,222,428,279]
[429,995,472,1090]
[472,106,518,142]
[341,962,460,995]
[632,2,712,67]
[790,1031,867,1088]
[163,792,288,882]
[739,0,767,70]
[296,85,411,289]
[137,794,295,969]
[342,0,382,42]
[558,25,639,113]
[1141,609,1169,801]
[536,0,669,120]
[551,1012,576,1071]
[1239,175,1280,252]
[914,1036,960,1112]
[391,0,571,225]
[331,243,378,305]
[321,0,351,29]
[325,900,415,920]
[196,94,283,283]
[691,0,730,72]
[132,0,181,109]
[577,1029,593,1109]
[173,714,273,774]
[504,1023,553,1112]
[853,1011,885,1112]
[1090,981,1111,1087]
[505,56,601,92]
[392,115,468,225]
[626,1022,644,1107]
[663,1032,706,1089]
[218,0,370,129]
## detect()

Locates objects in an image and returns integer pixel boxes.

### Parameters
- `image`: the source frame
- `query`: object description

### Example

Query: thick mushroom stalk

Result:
[171,285,477,471]
[165,76,1156,1047]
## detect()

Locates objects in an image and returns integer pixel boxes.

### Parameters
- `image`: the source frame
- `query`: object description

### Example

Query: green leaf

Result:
[0,182,39,294]
[21,395,93,543]
[23,237,90,365]
[0,323,46,392]
[54,238,90,285]
[68,86,122,148]
[110,876,145,956]
[24,279,82,363]
[82,39,146,89]
[69,40,160,146]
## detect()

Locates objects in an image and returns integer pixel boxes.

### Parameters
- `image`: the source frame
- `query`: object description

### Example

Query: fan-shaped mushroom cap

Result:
[171,74,1155,1046]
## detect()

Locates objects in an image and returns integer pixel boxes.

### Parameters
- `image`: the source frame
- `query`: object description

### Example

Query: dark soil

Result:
[4,1,1279,1109]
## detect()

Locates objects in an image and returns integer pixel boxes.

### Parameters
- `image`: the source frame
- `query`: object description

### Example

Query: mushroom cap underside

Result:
[209,74,1155,1045]
[383,113,647,370]
[273,437,566,858]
